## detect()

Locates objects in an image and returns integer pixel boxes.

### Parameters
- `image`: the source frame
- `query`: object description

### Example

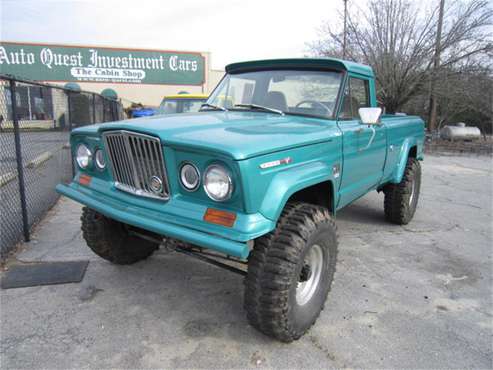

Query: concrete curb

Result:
[0,171,17,187]
[26,151,53,169]
[0,145,68,188]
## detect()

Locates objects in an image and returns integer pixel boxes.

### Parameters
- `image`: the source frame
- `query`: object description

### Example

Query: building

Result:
[0,41,224,107]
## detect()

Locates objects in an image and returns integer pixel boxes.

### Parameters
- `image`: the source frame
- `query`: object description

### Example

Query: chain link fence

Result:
[0,75,125,258]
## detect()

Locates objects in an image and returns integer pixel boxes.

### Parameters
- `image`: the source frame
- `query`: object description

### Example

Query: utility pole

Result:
[343,0,348,59]
[428,0,445,132]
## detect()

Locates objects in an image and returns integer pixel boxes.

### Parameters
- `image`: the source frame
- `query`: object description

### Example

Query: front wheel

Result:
[81,207,160,264]
[383,157,421,225]
[244,202,338,342]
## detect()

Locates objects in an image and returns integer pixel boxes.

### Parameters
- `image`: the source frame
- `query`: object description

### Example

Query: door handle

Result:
[359,126,376,151]
[355,127,364,134]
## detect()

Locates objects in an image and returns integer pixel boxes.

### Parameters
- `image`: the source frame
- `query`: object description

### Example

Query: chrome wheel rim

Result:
[296,244,324,306]
[409,178,416,206]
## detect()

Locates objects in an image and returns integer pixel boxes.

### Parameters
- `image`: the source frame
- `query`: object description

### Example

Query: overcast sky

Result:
[0,0,368,70]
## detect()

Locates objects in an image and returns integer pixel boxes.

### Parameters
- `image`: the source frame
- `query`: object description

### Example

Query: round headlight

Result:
[95,149,106,170]
[76,144,92,169]
[203,164,233,201]
[180,163,200,191]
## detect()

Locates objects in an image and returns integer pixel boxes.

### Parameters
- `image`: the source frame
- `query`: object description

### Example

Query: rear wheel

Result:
[383,157,421,225]
[81,207,160,264]
[244,202,338,342]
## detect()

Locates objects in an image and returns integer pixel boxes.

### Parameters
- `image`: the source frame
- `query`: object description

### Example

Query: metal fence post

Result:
[67,91,72,130]
[112,101,115,120]
[9,79,30,242]
[92,93,96,123]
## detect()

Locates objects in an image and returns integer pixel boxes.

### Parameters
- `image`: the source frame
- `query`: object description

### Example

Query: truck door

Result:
[337,75,387,208]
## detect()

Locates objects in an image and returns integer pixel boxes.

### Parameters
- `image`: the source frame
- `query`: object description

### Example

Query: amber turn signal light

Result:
[203,208,237,227]
[78,174,92,186]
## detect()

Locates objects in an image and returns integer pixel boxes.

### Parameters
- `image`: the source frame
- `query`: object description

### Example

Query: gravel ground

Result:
[1,154,492,369]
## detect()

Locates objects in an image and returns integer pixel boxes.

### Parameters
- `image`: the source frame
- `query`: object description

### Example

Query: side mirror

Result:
[358,107,382,125]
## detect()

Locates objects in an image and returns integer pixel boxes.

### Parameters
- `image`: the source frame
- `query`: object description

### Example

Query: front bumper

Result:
[56,178,275,259]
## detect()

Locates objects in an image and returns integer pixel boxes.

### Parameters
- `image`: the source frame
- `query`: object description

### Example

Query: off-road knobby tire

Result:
[383,157,421,225]
[81,207,159,264]
[244,202,338,342]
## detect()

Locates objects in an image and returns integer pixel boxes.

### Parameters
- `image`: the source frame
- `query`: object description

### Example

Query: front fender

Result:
[391,137,417,184]
[259,161,335,221]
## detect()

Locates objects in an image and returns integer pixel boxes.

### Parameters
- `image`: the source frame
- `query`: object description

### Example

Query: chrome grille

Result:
[102,130,169,200]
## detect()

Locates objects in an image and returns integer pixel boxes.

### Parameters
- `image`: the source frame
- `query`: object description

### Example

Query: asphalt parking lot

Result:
[0,131,72,253]
[0,131,69,174]
[1,154,492,369]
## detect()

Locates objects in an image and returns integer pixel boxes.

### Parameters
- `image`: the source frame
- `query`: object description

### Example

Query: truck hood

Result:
[87,111,337,160]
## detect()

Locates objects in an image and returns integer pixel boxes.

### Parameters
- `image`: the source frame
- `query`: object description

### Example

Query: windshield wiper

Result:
[200,103,228,112]
[234,104,285,116]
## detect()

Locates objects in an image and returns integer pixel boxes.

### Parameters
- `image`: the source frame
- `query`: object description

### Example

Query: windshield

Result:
[159,98,206,114]
[206,70,343,119]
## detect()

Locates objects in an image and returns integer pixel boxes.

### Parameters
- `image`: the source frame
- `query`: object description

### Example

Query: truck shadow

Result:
[109,250,274,345]
[107,199,392,346]
[336,199,389,227]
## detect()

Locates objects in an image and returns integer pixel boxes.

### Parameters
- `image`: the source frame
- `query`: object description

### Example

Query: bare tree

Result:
[436,65,492,125]
[308,0,493,119]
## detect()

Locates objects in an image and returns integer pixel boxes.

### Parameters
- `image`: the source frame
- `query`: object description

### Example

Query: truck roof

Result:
[225,58,374,78]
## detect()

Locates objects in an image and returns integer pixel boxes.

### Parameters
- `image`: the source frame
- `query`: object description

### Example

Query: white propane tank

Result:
[440,123,481,141]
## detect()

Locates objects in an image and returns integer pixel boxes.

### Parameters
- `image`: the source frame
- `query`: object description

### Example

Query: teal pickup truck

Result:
[57,58,424,342]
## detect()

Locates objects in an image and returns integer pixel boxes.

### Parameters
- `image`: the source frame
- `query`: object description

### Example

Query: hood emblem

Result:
[260,157,292,169]
[149,176,163,193]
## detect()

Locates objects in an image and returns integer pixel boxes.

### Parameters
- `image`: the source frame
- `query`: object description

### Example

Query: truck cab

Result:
[57,58,424,342]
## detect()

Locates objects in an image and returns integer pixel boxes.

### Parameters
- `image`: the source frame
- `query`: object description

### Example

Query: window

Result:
[181,99,206,113]
[159,98,207,114]
[339,77,370,120]
[161,100,178,114]
[4,89,21,107]
[207,70,343,118]
[220,76,256,108]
